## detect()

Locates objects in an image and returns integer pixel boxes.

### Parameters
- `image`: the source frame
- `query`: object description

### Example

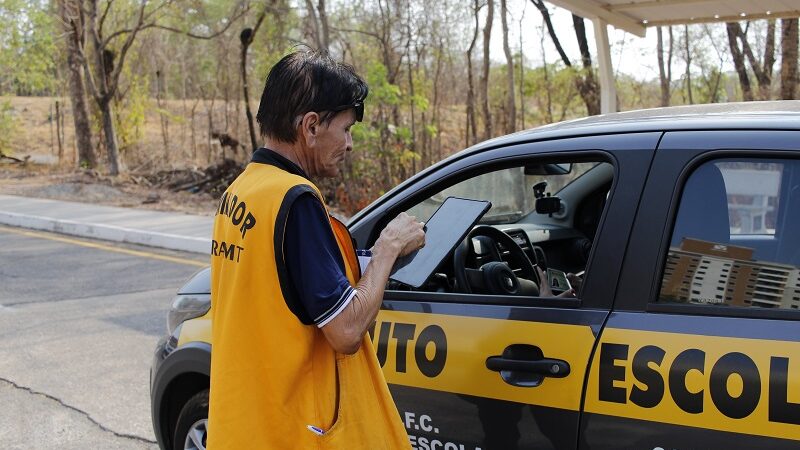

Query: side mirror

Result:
[535,196,562,215]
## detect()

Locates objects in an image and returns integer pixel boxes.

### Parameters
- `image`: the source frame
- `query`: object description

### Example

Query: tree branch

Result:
[332,26,383,42]
[103,0,247,46]
[105,0,148,99]
[98,0,115,36]
[530,0,571,67]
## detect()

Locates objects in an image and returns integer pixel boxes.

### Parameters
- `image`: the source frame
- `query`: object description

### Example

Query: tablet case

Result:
[390,197,491,288]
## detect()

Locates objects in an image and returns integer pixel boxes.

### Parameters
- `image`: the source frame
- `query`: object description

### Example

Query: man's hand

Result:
[375,212,426,258]
[535,266,576,298]
[321,212,425,354]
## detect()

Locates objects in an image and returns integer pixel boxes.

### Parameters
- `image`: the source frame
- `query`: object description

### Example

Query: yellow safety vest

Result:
[208,161,410,449]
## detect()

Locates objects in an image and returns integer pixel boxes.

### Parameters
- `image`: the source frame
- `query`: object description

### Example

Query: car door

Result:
[349,133,660,450]
[581,130,800,449]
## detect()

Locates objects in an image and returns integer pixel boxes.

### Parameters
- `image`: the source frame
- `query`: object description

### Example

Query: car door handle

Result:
[485,356,570,377]
[485,344,570,387]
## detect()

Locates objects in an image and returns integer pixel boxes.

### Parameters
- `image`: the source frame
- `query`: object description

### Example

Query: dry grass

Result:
[2,95,254,170]
[1,95,471,217]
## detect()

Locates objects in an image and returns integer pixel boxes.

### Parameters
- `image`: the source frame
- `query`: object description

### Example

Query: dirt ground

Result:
[1,96,246,216]
[0,162,220,216]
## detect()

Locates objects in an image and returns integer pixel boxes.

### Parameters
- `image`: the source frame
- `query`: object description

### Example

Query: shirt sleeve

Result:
[284,193,356,327]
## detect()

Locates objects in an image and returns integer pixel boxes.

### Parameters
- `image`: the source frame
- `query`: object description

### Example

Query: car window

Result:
[406,163,598,224]
[393,160,611,298]
[658,158,800,310]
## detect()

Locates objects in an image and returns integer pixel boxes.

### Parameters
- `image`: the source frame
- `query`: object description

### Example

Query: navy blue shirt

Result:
[284,194,355,326]
[251,148,355,327]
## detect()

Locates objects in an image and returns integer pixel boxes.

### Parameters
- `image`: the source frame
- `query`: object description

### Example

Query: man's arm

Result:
[321,213,424,354]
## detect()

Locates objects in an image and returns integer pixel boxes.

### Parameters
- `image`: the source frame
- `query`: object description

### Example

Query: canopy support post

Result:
[593,18,617,114]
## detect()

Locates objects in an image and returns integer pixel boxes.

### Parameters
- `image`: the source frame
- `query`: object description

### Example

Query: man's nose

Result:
[345,133,353,152]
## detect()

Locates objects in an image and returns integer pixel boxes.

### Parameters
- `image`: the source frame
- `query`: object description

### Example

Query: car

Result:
[151,101,800,450]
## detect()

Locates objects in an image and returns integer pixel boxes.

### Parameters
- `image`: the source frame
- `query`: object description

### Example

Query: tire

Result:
[173,390,209,450]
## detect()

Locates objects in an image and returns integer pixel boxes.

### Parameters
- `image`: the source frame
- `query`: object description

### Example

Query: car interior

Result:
[383,159,615,298]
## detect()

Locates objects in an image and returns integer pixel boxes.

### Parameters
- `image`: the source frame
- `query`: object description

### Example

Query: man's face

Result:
[308,109,356,178]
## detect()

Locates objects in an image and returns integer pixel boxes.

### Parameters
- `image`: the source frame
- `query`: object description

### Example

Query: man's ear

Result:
[300,112,321,146]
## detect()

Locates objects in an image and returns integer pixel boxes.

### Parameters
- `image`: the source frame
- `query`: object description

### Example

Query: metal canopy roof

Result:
[543,0,800,114]
[547,0,800,37]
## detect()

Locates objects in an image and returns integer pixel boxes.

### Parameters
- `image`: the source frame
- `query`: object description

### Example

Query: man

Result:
[208,50,424,449]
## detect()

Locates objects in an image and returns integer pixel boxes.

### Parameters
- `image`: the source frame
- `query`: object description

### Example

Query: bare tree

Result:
[656,26,673,106]
[500,0,515,134]
[727,21,775,100]
[518,6,526,129]
[530,0,599,115]
[77,0,247,175]
[702,24,726,103]
[465,0,481,146]
[782,18,798,100]
[572,15,599,115]
[481,0,494,140]
[305,0,330,52]
[241,10,267,153]
[739,21,776,100]
[683,25,694,104]
[726,22,753,101]
[57,0,95,168]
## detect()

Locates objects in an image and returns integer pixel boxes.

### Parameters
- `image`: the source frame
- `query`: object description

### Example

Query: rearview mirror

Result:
[524,163,572,176]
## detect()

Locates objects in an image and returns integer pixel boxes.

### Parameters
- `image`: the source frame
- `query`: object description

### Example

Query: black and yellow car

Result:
[151,102,800,450]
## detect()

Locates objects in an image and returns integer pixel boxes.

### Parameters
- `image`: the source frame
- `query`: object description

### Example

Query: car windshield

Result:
[408,163,598,224]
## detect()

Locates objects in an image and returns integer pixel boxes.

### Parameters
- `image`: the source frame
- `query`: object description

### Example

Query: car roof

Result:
[470,101,800,153]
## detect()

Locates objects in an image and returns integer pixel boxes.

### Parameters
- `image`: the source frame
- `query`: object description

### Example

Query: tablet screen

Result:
[390,197,491,288]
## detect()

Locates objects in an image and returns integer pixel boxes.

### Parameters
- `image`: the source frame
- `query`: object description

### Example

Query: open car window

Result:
[391,160,613,299]
[406,163,599,225]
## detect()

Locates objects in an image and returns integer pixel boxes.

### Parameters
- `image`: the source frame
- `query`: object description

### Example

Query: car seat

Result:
[670,162,730,248]
[779,184,800,266]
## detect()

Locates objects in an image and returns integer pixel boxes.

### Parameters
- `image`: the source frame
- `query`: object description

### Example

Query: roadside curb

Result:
[0,211,210,254]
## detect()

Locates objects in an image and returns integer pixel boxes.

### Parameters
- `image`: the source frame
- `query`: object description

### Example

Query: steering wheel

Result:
[453,225,541,295]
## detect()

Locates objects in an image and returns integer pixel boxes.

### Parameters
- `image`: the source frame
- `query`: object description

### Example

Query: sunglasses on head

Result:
[330,101,364,122]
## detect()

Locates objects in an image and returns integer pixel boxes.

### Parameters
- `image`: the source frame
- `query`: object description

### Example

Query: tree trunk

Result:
[317,0,330,52]
[465,0,480,147]
[240,12,266,154]
[539,17,553,123]
[684,25,694,104]
[518,12,525,129]
[657,26,671,106]
[500,0,515,134]
[481,0,494,140]
[531,0,570,68]
[406,29,417,173]
[58,0,95,169]
[305,0,323,50]
[156,70,170,161]
[781,18,798,100]
[726,22,753,101]
[764,20,777,97]
[55,101,64,162]
[573,15,600,115]
[241,30,258,153]
[99,99,121,175]
[736,21,775,99]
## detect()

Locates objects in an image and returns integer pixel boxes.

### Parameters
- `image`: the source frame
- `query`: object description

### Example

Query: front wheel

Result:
[173,390,209,450]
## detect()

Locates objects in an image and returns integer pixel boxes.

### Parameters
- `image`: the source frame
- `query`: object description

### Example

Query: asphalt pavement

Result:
[0,221,208,449]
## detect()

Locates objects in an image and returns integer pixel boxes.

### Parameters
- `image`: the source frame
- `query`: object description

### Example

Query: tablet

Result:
[390,197,491,288]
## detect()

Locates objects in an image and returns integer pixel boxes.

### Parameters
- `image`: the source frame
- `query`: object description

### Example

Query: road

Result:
[0,225,208,449]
